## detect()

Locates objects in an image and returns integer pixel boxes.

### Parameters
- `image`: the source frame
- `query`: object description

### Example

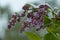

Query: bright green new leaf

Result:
[47,25,54,33]
[25,32,42,40]
[46,24,56,33]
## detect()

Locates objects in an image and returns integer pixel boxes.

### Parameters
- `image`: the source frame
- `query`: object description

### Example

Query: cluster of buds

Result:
[8,4,55,33]
[8,14,17,29]
[7,12,25,29]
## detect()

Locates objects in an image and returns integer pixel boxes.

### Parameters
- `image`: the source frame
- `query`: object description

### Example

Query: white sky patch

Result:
[57,0,60,6]
[0,0,36,12]
[57,0,60,4]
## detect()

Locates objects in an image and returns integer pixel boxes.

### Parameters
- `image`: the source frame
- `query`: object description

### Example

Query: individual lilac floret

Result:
[22,5,29,10]
[20,21,30,32]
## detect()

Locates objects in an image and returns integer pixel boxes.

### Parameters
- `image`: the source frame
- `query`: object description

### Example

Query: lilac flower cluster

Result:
[8,4,50,32]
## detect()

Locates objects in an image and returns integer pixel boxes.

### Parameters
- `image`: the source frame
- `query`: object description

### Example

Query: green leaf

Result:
[46,23,60,32]
[46,25,60,40]
[53,20,60,27]
[54,27,60,34]
[46,24,55,33]
[56,33,60,39]
[25,32,42,40]
[44,33,58,40]
[44,16,51,27]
